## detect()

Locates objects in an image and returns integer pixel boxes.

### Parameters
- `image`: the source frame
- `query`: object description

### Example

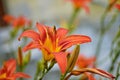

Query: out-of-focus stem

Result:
[36,60,55,80]
[106,11,118,32]
[34,69,39,80]
[109,50,120,72]
[95,10,107,59]
[115,63,120,80]
[60,71,68,80]
[67,8,80,33]
[95,10,118,59]
[95,32,104,58]
[19,64,24,80]
[38,66,54,80]
[108,26,120,72]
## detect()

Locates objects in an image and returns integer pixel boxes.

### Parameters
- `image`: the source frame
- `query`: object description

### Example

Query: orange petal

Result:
[23,41,41,52]
[76,54,96,68]
[82,4,90,14]
[4,59,16,75]
[53,52,67,74]
[20,16,31,26]
[18,30,40,41]
[47,26,56,42]
[115,4,120,11]
[12,19,19,28]
[69,0,91,10]
[71,68,115,80]
[12,16,26,27]
[13,72,31,79]
[56,28,68,41]
[36,23,47,43]
[59,35,91,50]
[85,73,96,80]
[76,54,88,68]
[94,68,115,79]
[3,15,15,23]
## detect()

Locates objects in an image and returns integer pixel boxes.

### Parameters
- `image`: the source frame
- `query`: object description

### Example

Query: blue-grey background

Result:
[0,0,119,80]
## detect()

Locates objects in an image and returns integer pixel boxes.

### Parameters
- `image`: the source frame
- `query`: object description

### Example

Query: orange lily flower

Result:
[0,59,30,80]
[18,23,91,73]
[115,3,120,11]
[76,54,96,80]
[68,0,92,13]
[3,15,31,28]
[76,54,96,68]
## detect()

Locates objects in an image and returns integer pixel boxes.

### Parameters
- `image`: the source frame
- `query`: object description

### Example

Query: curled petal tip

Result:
[70,68,115,80]
[87,36,91,42]
[95,68,115,79]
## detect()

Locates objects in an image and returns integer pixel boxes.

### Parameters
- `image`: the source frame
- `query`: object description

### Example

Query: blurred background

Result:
[0,0,119,80]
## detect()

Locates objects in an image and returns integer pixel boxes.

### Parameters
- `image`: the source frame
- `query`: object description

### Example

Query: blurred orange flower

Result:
[68,0,92,13]
[3,15,31,28]
[115,3,120,11]
[76,54,96,68]
[18,23,91,73]
[0,59,30,80]
[76,54,96,80]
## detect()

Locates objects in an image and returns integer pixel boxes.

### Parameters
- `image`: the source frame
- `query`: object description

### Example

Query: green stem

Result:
[38,66,54,80]
[95,10,107,59]
[39,61,55,80]
[34,70,39,80]
[109,42,114,57]
[36,60,55,80]
[60,74,66,80]
[100,11,107,31]
[95,9,118,59]
[38,71,46,80]
[95,32,104,59]
[37,60,47,80]
[109,26,120,72]
[19,65,24,80]
[60,71,68,80]
[19,77,24,80]
[115,63,120,80]
[67,8,80,33]
[109,50,120,72]
[106,11,118,32]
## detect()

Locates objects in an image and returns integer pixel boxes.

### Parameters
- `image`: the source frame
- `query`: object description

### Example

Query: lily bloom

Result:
[76,54,96,80]
[0,59,30,80]
[3,15,31,29]
[115,3,120,11]
[18,23,91,73]
[76,54,96,68]
[68,0,92,13]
